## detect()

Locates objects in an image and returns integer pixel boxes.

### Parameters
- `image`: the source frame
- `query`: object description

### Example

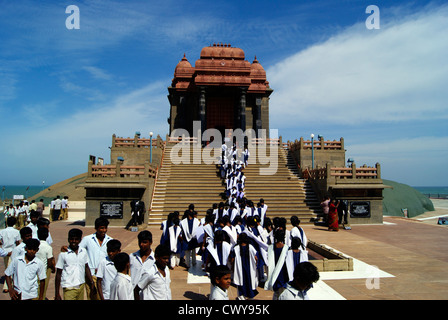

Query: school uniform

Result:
[231,244,258,298]
[244,227,268,280]
[27,222,39,240]
[0,226,20,291]
[110,273,134,300]
[206,241,232,270]
[168,225,182,267]
[264,244,294,299]
[96,256,117,300]
[278,282,310,300]
[137,263,171,300]
[79,233,113,276]
[180,217,200,268]
[222,225,238,246]
[209,285,229,300]
[291,226,308,248]
[130,250,155,289]
[55,247,89,300]
[35,239,53,298]
[5,254,46,300]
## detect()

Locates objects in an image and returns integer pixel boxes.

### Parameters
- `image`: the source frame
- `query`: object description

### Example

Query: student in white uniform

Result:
[97,239,121,300]
[5,238,46,300]
[278,262,320,300]
[264,229,294,300]
[180,208,200,269]
[135,244,172,300]
[110,252,133,300]
[0,217,20,292]
[54,228,96,300]
[130,230,155,297]
[209,265,231,300]
[168,218,182,268]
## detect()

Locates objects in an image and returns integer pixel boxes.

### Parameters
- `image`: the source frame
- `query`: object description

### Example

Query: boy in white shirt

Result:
[5,238,46,300]
[0,217,20,292]
[55,228,96,300]
[97,239,121,300]
[209,265,231,300]
[35,227,55,299]
[278,262,320,300]
[110,252,133,300]
[134,244,172,300]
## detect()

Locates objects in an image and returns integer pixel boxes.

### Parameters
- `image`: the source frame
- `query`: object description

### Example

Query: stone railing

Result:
[287,137,344,151]
[112,134,164,149]
[303,163,381,181]
[88,161,157,179]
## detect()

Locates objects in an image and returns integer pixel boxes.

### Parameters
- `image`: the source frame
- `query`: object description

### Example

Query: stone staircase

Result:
[148,144,224,226]
[243,146,322,222]
[148,143,321,226]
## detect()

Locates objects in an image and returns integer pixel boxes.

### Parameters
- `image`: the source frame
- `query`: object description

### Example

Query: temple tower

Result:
[167,43,273,140]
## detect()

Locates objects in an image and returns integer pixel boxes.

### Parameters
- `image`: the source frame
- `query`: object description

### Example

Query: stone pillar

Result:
[199,87,206,140]
[239,88,247,131]
[255,96,262,136]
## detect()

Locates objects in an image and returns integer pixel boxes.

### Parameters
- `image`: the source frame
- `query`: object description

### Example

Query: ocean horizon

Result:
[1,184,448,202]
[1,185,46,201]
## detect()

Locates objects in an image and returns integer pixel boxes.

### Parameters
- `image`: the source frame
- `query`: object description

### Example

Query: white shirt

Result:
[55,247,89,288]
[10,242,26,262]
[5,254,46,300]
[62,199,68,209]
[27,222,39,239]
[53,199,62,210]
[110,273,134,300]
[130,250,155,288]
[96,256,117,300]
[209,285,229,300]
[79,233,112,275]
[36,240,53,270]
[137,263,171,300]
[0,226,20,253]
[278,283,309,300]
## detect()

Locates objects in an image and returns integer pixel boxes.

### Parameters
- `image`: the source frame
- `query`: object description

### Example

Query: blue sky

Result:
[0,0,447,187]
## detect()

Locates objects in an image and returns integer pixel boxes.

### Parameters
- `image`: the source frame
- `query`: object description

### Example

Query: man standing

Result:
[52,196,62,221]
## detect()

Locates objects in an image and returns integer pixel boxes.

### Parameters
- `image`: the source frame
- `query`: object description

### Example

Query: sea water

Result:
[0,185,44,202]
[413,186,448,199]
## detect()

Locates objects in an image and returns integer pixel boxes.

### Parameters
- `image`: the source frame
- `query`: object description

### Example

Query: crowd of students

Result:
[0,145,320,301]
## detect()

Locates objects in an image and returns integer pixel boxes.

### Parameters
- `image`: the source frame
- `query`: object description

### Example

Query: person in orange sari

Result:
[328,199,339,231]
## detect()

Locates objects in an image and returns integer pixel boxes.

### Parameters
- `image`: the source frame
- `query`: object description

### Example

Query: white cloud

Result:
[346,136,448,185]
[1,80,169,184]
[267,4,448,127]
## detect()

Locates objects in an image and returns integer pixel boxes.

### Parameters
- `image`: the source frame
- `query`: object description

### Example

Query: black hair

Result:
[94,217,109,229]
[154,244,171,258]
[68,228,83,239]
[138,230,152,242]
[291,236,303,250]
[107,239,122,252]
[290,216,300,227]
[37,217,50,228]
[214,230,224,246]
[113,252,130,272]
[30,210,39,219]
[274,228,285,243]
[6,216,16,227]
[37,227,49,241]
[294,261,320,286]
[20,227,32,239]
[24,238,40,251]
[210,265,231,286]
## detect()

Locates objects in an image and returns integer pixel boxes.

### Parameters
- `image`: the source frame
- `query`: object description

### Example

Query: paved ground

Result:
[1,200,447,300]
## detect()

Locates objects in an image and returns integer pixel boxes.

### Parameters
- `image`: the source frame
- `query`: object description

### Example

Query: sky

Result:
[0,0,447,187]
